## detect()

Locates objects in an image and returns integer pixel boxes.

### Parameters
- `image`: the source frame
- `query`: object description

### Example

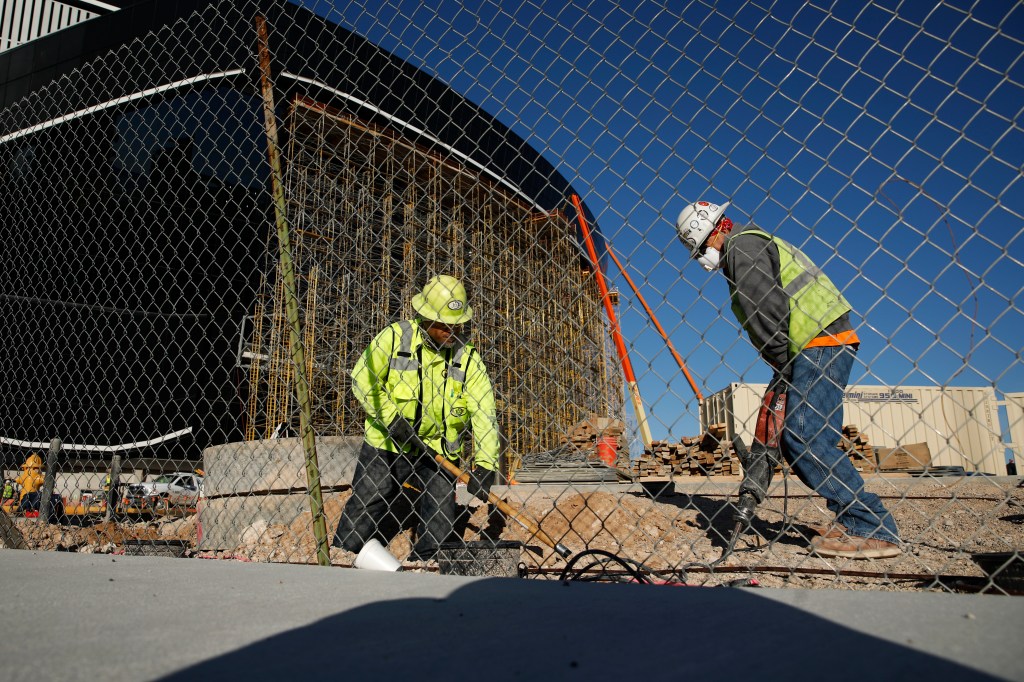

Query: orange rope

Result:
[604,243,704,402]
[572,195,636,382]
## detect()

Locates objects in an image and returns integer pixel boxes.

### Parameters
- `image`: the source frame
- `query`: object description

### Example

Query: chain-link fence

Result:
[0,0,1021,592]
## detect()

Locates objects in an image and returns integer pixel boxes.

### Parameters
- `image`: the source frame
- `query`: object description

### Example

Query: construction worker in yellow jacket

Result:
[333,275,501,561]
[15,453,45,512]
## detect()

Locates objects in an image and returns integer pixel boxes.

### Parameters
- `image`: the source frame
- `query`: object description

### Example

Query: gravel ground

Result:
[504,475,1024,593]
[8,475,1023,594]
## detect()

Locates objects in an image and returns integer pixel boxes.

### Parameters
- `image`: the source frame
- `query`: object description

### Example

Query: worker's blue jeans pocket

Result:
[782,345,900,544]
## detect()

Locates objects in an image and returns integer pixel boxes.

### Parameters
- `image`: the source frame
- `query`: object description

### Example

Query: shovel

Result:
[406,432,572,558]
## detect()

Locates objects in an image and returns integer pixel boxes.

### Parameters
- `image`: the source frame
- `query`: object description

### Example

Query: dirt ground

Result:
[8,476,1023,593]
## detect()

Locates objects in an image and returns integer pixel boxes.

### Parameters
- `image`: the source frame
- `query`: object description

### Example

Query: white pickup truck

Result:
[126,472,204,509]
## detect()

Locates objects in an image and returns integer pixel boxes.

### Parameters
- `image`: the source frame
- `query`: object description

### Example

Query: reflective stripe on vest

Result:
[389,320,469,378]
[449,344,468,383]
[443,344,470,453]
[385,319,471,456]
[728,230,851,354]
[389,320,419,371]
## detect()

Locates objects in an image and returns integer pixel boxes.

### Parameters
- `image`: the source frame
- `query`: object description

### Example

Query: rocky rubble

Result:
[5,477,1022,593]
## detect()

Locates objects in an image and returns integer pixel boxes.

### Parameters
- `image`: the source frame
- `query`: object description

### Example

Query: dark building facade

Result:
[0,0,615,469]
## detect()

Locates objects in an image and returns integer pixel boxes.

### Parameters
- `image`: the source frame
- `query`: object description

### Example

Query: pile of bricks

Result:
[633,424,740,478]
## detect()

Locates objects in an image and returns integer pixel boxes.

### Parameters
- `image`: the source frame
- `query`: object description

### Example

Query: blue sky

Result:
[300,0,1023,444]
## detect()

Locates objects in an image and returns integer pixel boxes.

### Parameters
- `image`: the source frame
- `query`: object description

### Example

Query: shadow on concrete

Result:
[630,490,824,555]
[159,577,999,681]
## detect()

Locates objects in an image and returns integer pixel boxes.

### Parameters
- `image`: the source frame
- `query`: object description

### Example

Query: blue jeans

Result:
[781,345,901,544]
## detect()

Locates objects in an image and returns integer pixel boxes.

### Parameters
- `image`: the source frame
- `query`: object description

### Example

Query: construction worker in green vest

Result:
[333,275,501,562]
[676,199,901,559]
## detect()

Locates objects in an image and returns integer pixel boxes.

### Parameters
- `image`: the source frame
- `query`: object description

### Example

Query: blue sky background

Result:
[300,0,1023,450]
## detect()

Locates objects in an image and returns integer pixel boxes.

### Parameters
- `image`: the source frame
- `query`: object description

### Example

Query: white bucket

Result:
[354,539,403,572]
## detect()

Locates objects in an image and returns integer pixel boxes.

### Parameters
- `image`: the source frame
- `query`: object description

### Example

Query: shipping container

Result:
[1005,392,1024,467]
[701,384,1004,474]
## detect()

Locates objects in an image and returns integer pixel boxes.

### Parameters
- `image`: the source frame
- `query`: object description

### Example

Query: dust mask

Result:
[698,247,721,272]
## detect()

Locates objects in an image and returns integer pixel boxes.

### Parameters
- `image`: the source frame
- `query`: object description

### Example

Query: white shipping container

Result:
[701,384,1004,474]
[1006,392,1024,467]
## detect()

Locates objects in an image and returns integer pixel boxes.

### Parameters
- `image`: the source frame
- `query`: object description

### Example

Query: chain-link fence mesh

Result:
[0,0,1021,592]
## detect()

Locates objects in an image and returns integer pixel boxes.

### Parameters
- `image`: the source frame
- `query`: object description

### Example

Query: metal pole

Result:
[38,438,60,524]
[571,194,653,449]
[603,243,704,402]
[255,15,330,566]
[104,454,121,522]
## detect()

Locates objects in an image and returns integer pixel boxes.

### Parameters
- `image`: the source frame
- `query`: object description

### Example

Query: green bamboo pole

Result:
[256,16,330,567]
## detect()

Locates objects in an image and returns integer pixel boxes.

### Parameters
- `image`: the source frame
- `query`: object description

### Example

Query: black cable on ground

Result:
[558,548,686,584]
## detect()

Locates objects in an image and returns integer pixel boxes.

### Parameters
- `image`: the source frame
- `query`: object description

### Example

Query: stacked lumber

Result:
[633,440,687,477]
[693,424,740,476]
[839,424,876,472]
[633,424,740,478]
[632,423,876,479]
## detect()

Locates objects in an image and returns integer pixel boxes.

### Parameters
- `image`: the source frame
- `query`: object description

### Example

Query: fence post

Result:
[255,15,330,566]
[105,454,122,522]
[38,437,61,524]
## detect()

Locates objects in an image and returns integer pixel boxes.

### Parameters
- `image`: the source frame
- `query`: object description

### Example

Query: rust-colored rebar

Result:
[249,98,622,468]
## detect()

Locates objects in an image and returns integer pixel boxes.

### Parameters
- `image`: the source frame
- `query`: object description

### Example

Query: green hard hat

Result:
[412,275,473,324]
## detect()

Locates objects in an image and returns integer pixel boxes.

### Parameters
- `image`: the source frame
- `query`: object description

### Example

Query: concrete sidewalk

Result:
[1,549,1021,681]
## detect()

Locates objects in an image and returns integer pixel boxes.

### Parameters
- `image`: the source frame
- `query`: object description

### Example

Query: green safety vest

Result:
[727,229,851,355]
[352,319,499,471]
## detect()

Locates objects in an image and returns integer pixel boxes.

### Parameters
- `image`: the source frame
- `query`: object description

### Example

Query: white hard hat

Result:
[675,200,730,257]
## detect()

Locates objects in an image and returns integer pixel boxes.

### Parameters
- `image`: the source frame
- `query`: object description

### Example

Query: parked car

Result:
[126,472,203,510]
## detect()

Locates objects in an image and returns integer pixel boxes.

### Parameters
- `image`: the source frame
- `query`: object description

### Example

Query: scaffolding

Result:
[244,97,623,471]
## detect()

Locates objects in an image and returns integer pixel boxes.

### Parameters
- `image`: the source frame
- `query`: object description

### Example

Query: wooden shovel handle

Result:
[433,454,572,558]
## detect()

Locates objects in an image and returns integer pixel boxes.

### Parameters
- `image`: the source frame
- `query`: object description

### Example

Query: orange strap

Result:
[805,329,860,348]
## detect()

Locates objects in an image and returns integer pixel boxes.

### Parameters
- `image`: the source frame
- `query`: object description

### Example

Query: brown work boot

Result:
[808,522,847,539]
[810,535,901,559]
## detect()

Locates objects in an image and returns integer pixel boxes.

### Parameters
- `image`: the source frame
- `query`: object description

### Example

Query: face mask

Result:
[698,247,721,272]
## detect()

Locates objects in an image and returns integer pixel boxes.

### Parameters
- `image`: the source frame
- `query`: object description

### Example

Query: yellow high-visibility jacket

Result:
[15,467,43,502]
[352,319,500,472]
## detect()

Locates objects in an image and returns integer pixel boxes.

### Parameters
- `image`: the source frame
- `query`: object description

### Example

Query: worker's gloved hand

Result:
[466,468,496,500]
[387,416,419,451]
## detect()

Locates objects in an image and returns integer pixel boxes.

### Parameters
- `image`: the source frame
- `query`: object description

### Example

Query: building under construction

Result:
[244,96,623,466]
[0,0,623,470]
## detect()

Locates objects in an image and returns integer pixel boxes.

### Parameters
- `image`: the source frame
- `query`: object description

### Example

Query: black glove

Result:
[466,468,496,500]
[387,416,419,451]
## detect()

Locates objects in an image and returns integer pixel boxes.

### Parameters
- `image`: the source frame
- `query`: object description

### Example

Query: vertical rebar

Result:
[255,15,330,567]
